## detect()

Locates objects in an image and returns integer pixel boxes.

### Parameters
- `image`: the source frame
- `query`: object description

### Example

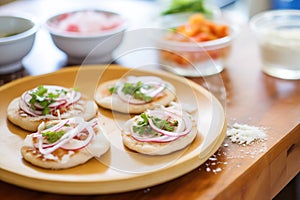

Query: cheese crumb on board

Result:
[227,123,267,145]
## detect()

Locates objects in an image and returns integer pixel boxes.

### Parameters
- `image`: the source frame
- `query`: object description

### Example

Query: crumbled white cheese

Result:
[168,101,197,113]
[213,167,222,173]
[61,151,75,163]
[43,153,58,161]
[20,113,28,117]
[23,134,34,147]
[143,188,151,193]
[227,123,267,145]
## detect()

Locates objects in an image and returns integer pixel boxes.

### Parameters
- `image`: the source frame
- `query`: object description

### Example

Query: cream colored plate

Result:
[0,65,226,194]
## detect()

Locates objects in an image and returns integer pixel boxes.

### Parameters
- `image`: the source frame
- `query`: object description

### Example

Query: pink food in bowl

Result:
[48,10,124,35]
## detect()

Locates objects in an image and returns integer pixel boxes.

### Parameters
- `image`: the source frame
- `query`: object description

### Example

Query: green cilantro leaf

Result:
[150,116,178,132]
[122,82,143,95]
[48,92,61,99]
[35,85,48,97]
[42,107,51,115]
[42,130,66,143]
[134,91,152,102]
[138,113,149,126]
[109,86,118,94]
[121,81,152,102]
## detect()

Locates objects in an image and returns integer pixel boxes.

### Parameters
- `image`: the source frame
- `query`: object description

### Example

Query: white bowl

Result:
[45,9,127,64]
[153,13,236,77]
[0,14,38,74]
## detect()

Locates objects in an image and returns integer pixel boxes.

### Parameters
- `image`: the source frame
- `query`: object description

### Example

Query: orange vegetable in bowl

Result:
[171,13,229,42]
[156,13,234,77]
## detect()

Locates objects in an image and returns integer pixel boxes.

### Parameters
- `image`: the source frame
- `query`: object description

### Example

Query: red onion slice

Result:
[21,92,33,107]
[48,99,67,108]
[64,90,81,107]
[129,108,193,143]
[60,126,95,150]
[147,110,192,137]
[140,82,166,98]
[19,98,41,116]
[37,117,97,154]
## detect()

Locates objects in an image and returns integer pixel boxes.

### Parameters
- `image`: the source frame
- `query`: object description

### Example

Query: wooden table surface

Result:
[1,0,300,199]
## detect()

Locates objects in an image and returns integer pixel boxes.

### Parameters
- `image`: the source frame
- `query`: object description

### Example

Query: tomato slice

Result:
[66,24,80,32]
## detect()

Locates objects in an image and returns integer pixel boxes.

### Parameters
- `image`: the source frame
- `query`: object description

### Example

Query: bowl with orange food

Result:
[154,13,236,77]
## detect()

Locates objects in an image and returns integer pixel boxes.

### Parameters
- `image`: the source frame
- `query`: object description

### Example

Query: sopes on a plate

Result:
[7,85,98,132]
[122,103,197,155]
[21,117,110,169]
[94,76,176,114]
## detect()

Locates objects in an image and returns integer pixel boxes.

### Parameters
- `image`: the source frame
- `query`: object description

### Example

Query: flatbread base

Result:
[21,146,94,169]
[122,128,197,155]
[21,125,110,169]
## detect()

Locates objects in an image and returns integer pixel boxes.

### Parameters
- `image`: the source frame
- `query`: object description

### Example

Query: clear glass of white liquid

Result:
[250,10,300,80]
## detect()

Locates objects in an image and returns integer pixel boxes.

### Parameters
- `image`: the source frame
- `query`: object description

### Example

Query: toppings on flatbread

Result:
[21,117,110,169]
[95,76,176,114]
[110,78,166,105]
[122,103,197,155]
[19,85,81,117]
[7,85,98,132]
